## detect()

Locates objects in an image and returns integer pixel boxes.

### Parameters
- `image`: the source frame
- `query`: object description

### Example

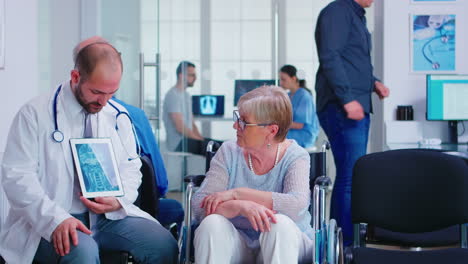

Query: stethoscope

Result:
[51,85,142,161]
[421,22,455,70]
[422,33,454,70]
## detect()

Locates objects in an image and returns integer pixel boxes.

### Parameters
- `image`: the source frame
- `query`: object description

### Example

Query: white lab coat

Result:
[0,81,156,263]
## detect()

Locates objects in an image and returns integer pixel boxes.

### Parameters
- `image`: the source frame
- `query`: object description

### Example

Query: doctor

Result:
[0,41,178,263]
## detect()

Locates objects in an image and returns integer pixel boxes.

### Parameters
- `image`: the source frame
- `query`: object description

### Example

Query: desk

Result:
[386,143,468,159]
[194,116,231,122]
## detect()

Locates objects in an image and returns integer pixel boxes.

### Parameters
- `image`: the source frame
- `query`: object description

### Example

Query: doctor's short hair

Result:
[74,42,123,82]
[237,85,292,141]
[72,36,108,64]
[176,61,195,78]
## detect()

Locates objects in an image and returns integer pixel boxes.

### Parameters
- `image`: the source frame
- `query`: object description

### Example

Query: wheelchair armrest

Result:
[314,176,333,192]
[184,174,206,187]
[315,175,332,187]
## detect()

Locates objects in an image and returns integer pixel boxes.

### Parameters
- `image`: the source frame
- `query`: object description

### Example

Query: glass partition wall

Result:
[96,0,333,192]
[100,0,162,143]
[208,0,275,140]
[39,0,342,193]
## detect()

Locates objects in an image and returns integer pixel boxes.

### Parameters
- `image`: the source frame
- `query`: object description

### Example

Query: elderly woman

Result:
[192,86,314,263]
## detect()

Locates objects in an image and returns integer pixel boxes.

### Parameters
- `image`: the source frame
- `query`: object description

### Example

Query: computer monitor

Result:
[192,95,225,117]
[233,79,276,106]
[426,74,468,143]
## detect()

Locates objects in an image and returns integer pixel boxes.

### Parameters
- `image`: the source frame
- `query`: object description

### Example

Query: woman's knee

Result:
[260,214,300,244]
[269,214,296,233]
[195,214,232,242]
[259,214,303,262]
[197,214,231,233]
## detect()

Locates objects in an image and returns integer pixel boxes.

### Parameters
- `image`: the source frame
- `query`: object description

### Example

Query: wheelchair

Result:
[178,141,344,264]
[312,143,344,264]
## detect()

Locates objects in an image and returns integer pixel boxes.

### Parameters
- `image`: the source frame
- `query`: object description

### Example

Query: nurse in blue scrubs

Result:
[279,65,319,149]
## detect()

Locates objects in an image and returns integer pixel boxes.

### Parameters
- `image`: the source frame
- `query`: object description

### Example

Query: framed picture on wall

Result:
[410,14,456,73]
[0,0,5,69]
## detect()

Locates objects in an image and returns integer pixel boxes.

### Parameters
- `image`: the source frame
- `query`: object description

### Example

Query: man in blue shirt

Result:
[315,0,389,246]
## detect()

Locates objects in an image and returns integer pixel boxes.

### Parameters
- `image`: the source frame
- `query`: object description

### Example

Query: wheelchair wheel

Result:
[327,219,344,264]
[327,219,336,264]
[337,227,344,264]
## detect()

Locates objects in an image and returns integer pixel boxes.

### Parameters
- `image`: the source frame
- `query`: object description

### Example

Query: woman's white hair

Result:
[237,85,292,141]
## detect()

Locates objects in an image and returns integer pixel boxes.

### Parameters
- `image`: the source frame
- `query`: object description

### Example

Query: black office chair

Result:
[179,141,343,264]
[100,155,160,264]
[348,149,468,264]
[134,155,160,218]
[365,149,466,248]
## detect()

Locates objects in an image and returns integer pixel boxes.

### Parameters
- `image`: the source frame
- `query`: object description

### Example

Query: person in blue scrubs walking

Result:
[280,65,319,149]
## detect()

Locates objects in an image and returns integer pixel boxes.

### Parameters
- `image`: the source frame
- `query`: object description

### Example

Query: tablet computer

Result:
[192,95,225,116]
[70,138,124,198]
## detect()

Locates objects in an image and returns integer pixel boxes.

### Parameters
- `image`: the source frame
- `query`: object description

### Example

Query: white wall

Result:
[0,0,39,231]
[38,0,80,92]
[0,1,39,153]
[48,0,80,88]
[0,0,80,230]
[0,0,81,146]
[382,0,468,144]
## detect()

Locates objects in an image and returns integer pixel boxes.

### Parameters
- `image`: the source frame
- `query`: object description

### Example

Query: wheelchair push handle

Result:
[315,141,332,190]
[206,140,216,152]
[184,175,206,187]
[321,141,330,153]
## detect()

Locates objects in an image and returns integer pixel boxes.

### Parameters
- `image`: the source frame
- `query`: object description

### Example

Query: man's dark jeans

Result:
[318,103,370,246]
[158,198,184,238]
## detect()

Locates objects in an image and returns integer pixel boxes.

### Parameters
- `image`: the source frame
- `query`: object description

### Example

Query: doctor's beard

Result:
[74,83,105,114]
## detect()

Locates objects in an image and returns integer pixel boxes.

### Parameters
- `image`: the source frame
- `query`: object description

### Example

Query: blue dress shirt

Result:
[315,0,378,113]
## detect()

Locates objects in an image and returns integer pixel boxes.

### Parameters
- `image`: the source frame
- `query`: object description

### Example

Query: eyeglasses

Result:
[233,110,271,131]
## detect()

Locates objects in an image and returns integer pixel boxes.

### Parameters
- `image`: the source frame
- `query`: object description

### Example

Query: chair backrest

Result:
[186,142,218,187]
[352,149,468,233]
[134,155,160,218]
[204,141,220,172]
[205,150,217,173]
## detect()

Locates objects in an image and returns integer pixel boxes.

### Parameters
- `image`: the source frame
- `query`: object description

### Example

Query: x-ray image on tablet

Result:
[192,95,225,116]
[70,138,124,198]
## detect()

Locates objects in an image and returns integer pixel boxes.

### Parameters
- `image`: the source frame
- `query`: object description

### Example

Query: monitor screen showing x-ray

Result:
[234,79,276,106]
[426,74,468,121]
[192,95,225,117]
